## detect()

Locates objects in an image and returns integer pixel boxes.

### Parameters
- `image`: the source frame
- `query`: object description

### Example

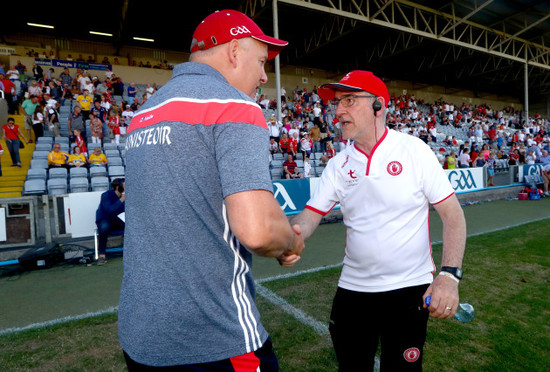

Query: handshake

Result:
[277,223,305,267]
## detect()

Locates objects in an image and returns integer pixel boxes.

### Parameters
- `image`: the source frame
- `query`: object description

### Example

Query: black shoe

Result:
[10,164,17,167]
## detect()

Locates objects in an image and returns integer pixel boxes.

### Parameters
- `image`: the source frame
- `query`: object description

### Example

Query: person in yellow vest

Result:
[88,146,108,167]
[48,143,69,169]
[68,146,88,168]
[76,88,93,120]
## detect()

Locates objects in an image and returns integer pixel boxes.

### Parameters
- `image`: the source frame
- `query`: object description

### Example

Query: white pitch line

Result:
[0,306,118,336]
[256,283,329,336]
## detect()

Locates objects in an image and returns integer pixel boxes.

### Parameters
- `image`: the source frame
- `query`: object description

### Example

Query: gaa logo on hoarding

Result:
[448,170,477,191]
[273,182,297,211]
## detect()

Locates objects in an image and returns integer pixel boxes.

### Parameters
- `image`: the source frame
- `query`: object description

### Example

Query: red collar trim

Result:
[354,127,389,175]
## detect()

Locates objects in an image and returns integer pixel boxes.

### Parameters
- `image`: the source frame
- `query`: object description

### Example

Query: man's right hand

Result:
[277,224,305,267]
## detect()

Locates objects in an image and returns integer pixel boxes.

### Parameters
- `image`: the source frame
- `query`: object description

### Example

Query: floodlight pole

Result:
[524,61,529,123]
[273,0,282,122]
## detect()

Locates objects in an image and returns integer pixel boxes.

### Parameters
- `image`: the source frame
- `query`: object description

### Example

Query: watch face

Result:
[455,268,463,279]
[442,266,463,280]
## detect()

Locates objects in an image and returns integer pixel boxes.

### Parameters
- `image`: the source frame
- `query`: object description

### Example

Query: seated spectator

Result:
[283,154,303,179]
[95,178,125,265]
[288,132,299,158]
[279,133,290,155]
[88,146,108,167]
[508,149,520,166]
[127,82,137,98]
[48,143,69,169]
[68,146,88,168]
[269,137,279,155]
[525,150,536,165]
[122,105,134,124]
[319,141,336,165]
[540,150,550,164]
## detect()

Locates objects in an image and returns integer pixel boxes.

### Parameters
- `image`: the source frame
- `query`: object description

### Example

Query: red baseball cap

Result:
[318,70,390,107]
[191,9,288,60]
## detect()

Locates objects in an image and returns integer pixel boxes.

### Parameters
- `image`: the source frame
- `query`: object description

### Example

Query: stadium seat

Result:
[70,177,89,193]
[108,165,125,179]
[35,143,52,152]
[90,166,107,178]
[23,179,47,195]
[270,168,283,180]
[32,150,50,160]
[47,178,68,195]
[69,167,88,179]
[91,176,110,192]
[48,167,68,180]
[54,137,70,145]
[103,142,119,151]
[26,168,47,181]
[36,137,53,145]
[107,157,123,166]
[271,159,284,169]
[105,149,120,158]
[30,159,49,169]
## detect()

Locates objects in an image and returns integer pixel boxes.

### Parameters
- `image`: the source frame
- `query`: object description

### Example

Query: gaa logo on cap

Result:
[230,25,251,36]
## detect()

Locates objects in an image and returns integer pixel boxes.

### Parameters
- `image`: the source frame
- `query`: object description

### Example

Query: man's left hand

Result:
[423,274,459,319]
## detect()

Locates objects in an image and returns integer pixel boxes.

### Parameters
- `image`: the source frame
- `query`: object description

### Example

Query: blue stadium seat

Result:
[70,177,89,193]
[91,176,110,192]
[24,179,47,195]
[47,178,68,195]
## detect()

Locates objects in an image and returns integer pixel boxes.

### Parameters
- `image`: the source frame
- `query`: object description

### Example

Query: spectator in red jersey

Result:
[279,133,290,154]
[283,154,303,179]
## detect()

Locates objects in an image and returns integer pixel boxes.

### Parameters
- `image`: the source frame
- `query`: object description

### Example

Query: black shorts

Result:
[123,338,278,371]
[329,284,430,372]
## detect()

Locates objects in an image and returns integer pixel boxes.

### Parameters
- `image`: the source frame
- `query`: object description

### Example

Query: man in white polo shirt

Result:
[292,70,466,371]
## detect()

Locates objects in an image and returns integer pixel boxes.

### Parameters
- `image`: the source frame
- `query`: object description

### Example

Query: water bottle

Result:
[454,302,475,322]
[425,296,475,322]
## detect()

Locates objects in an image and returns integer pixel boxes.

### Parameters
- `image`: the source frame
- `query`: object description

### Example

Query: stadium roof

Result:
[4,0,550,102]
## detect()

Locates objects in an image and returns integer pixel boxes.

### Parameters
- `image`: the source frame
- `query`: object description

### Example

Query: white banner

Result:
[445,167,484,192]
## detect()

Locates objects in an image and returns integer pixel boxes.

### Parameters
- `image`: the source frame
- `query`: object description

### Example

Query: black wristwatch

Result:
[440,266,463,280]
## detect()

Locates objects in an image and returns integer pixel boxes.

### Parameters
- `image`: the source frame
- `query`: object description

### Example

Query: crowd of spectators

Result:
[261,85,550,174]
[0,61,154,147]
[2,58,550,178]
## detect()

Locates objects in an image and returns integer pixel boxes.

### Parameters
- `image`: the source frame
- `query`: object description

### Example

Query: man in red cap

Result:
[292,70,466,371]
[119,9,304,371]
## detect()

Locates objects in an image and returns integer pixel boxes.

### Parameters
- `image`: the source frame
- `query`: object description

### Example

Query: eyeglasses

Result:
[330,94,376,108]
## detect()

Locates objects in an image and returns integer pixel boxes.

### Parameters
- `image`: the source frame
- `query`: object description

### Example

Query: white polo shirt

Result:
[306,128,455,292]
